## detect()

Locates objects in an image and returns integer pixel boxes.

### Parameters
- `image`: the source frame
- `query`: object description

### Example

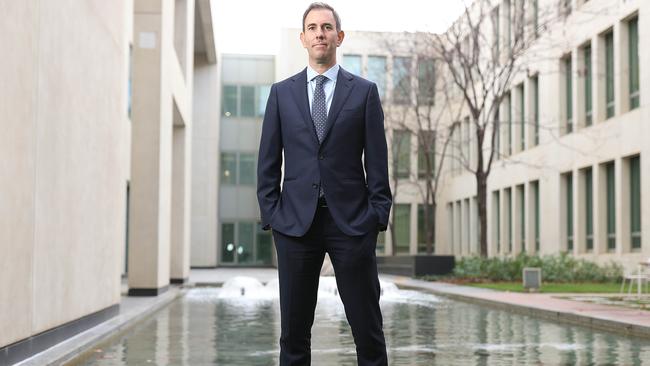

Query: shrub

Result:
[450,252,622,283]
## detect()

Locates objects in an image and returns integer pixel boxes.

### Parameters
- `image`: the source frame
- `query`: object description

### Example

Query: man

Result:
[257,2,391,365]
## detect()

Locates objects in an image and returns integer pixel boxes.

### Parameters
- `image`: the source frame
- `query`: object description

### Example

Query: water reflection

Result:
[76,285,650,366]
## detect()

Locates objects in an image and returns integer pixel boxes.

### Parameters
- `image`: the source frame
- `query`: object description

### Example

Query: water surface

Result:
[75,280,650,365]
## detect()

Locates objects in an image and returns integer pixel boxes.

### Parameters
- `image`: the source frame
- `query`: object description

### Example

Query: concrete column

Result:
[499,189,507,256]
[170,1,195,284]
[572,169,581,255]
[190,57,220,267]
[617,157,629,254]
[463,198,470,256]
[128,0,174,295]
[575,45,586,130]
[512,185,522,255]
[615,21,629,114]
[524,182,532,254]
[171,116,192,283]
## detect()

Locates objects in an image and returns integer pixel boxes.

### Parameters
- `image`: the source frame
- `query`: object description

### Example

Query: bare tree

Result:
[380,33,463,256]
[428,0,563,256]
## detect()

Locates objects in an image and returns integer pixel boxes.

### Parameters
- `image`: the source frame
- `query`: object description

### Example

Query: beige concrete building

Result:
[0,0,216,363]
[277,0,647,272]
[443,0,648,272]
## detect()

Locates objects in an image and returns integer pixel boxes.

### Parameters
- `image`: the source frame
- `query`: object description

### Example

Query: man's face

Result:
[300,9,344,66]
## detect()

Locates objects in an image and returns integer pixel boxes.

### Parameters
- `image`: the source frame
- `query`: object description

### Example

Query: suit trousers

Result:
[272,205,388,366]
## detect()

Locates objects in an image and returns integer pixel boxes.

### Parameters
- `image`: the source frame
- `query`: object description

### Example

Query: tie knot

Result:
[314,75,327,86]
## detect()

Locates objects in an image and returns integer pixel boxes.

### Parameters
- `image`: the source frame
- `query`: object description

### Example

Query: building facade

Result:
[277,0,647,272]
[217,54,275,266]
[0,0,216,363]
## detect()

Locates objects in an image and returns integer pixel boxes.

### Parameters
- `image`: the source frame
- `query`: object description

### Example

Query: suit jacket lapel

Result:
[290,68,320,145]
[321,68,354,145]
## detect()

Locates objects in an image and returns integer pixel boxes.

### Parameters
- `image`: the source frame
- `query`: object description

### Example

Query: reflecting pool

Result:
[74,278,650,365]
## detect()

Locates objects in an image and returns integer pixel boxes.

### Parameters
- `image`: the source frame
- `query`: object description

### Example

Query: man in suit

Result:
[257,2,391,365]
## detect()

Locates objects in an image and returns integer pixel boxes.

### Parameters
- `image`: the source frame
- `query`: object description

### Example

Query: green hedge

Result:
[449,252,622,283]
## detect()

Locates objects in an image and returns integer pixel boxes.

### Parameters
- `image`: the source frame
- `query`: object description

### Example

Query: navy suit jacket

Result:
[257,67,392,237]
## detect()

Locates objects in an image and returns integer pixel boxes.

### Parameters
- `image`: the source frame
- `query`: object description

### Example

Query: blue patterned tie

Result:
[311,75,328,142]
[312,75,328,198]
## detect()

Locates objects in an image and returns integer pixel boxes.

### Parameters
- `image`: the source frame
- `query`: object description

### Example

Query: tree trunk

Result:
[477,173,488,257]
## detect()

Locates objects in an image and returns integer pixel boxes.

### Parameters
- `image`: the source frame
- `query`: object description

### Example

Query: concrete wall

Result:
[191,54,220,267]
[0,0,129,348]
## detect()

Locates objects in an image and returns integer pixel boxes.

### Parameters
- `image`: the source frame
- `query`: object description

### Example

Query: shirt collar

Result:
[307,64,340,83]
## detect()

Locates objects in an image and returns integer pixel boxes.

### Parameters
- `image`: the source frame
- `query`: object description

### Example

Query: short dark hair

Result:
[302,2,341,32]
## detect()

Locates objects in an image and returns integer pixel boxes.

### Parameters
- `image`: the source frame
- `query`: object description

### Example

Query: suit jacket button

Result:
[312,183,318,189]
[319,154,324,160]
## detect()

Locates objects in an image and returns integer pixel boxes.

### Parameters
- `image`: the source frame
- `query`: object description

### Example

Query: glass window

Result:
[532,0,539,38]
[531,75,539,146]
[393,57,411,104]
[394,204,411,254]
[222,85,238,117]
[220,152,237,185]
[240,86,255,117]
[505,92,512,156]
[532,180,540,252]
[492,6,500,60]
[584,45,593,126]
[515,0,525,42]
[565,172,574,251]
[564,56,573,133]
[585,168,594,251]
[518,83,525,151]
[505,0,512,52]
[238,153,256,185]
[494,191,501,253]
[417,59,435,105]
[630,156,641,249]
[368,56,387,99]
[629,18,640,109]
[256,223,273,265]
[494,109,500,159]
[238,222,254,264]
[393,130,411,179]
[418,131,435,179]
[418,204,435,253]
[605,32,615,119]
[518,185,526,252]
[221,223,235,263]
[342,54,362,76]
[606,162,616,251]
[506,188,512,253]
[257,85,271,117]
[463,117,471,163]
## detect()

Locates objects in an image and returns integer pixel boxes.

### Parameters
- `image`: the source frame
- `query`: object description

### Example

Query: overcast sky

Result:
[213,0,468,55]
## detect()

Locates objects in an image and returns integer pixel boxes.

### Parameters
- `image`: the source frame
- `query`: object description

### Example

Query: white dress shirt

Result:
[306,64,339,114]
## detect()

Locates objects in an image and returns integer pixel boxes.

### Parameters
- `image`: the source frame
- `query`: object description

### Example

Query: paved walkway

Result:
[382,274,650,339]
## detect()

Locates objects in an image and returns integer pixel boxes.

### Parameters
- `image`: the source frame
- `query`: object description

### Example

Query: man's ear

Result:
[336,30,345,47]
[300,32,307,49]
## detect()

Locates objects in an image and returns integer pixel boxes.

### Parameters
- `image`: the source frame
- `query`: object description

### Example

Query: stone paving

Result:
[382,274,650,339]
